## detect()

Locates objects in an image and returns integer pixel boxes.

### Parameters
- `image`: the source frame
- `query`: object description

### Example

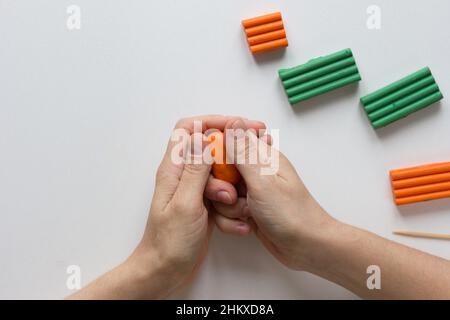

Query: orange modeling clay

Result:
[242,12,288,54]
[390,161,450,205]
[208,131,241,185]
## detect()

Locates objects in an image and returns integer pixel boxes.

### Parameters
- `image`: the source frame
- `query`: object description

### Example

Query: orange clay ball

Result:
[208,131,241,185]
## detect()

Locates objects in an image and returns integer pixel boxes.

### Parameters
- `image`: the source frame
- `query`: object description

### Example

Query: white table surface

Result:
[1,0,449,299]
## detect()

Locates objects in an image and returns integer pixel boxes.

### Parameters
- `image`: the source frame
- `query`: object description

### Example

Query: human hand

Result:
[207,118,335,271]
[128,115,267,298]
[68,115,267,300]
[71,115,450,301]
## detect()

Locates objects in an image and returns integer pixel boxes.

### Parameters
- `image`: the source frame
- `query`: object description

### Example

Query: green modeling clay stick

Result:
[279,48,361,104]
[360,67,443,129]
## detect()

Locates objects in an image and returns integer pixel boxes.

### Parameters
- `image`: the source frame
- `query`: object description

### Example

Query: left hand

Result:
[68,115,266,299]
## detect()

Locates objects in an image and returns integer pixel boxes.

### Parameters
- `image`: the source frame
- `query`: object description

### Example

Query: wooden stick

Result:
[393,230,450,240]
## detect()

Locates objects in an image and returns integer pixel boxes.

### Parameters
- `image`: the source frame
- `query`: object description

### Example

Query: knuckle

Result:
[171,196,187,212]
[155,165,170,184]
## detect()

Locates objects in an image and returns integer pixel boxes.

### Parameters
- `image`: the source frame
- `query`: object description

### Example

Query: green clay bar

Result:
[278,48,361,104]
[360,67,443,129]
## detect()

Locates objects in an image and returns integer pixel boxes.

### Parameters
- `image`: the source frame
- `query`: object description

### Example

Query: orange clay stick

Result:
[395,190,450,205]
[392,171,450,189]
[247,29,286,46]
[208,131,241,185]
[394,181,450,198]
[390,162,450,180]
[244,20,284,37]
[241,12,281,28]
[250,38,289,54]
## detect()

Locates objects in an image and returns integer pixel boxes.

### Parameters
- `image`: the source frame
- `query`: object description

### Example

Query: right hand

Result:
[206,118,335,271]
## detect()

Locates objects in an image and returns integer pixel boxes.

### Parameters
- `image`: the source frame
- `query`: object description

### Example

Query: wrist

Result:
[67,245,181,300]
[298,215,350,275]
[124,245,183,299]
[293,205,343,273]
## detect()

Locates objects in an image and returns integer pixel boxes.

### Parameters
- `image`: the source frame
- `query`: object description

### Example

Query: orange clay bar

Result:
[208,131,241,185]
[390,161,450,205]
[241,12,288,54]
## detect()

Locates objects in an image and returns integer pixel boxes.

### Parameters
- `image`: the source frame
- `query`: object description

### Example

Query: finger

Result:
[153,129,190,208]
[224,118,277,188]
[204,175,238,205]
[213,212,251,236]
[154,117,268,209]
[212,197,249,219]
[175,115,266,134]
[174,133,211,203]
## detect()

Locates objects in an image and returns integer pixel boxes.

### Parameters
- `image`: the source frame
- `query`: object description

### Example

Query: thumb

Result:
[225,118,271,189]
[175,133,211,203]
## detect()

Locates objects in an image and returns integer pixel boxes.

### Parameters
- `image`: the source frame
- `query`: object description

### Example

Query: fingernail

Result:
[256,120,266,127]
[216,191,232,204]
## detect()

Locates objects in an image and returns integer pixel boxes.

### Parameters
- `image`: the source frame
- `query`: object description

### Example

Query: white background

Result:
[0,0,449,299]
